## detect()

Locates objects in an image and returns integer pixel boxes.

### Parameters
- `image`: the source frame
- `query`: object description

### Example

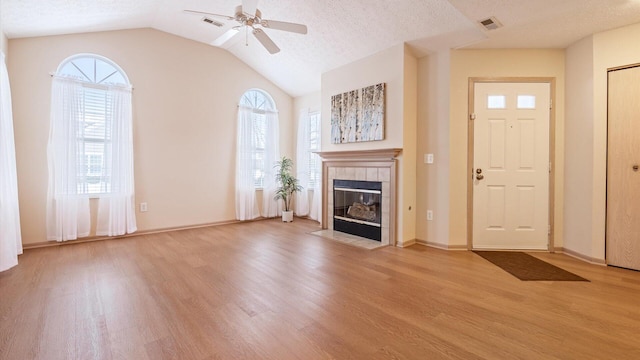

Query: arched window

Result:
[57,55,129,86]
[55,54,131,195]
[235,89,280,220]
[239,89,277,188]
[47,54,136,241]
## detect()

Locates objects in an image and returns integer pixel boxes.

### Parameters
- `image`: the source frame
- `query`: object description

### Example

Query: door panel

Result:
[473,82,550,250]
[489,119,507,168]
[517,119,535,169]
[607,66,640,271]
[487,185,506,229]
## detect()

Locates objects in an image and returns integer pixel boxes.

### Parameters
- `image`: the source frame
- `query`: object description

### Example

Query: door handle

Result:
[633,165,639,172]
[475,168,484,180]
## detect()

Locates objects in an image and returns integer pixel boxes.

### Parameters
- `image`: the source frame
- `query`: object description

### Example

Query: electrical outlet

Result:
[427,210,433,221]
[140,202,148,212]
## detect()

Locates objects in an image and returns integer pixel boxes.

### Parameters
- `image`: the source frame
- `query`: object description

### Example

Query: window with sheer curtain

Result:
[236,89,280,220]
[295,109,322,220]
[47,54,137,241]
[307,112,321,188]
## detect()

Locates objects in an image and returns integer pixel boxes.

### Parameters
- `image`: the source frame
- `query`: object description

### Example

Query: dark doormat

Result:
[474,251,589,281]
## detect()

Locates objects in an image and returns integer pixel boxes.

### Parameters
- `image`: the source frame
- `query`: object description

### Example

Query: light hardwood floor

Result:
[1,218,639,359]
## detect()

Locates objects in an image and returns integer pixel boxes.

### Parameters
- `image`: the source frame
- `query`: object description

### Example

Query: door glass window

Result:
[517,95,536,109]
[487,95,506,109]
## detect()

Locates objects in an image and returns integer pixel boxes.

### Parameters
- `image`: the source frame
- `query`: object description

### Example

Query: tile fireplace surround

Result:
[317,148,401,247]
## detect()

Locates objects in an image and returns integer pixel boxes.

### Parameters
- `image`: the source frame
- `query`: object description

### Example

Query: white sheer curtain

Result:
[0,51,23,272]
[48,77,136,241]
[295,109,311,216]
[261,109,280,217]
[309,137,322,222]
[96,85,137,236]
[235,105,260,220]
[46,76,91,241]
[309,175,322,221]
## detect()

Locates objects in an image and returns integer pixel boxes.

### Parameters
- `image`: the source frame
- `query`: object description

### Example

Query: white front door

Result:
[472,82,551,250]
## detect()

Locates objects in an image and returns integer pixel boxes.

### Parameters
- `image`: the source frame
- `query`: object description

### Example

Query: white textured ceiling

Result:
[3,0,640,97]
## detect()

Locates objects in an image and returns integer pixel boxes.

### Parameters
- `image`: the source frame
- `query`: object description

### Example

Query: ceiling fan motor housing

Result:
[235,5,262,25]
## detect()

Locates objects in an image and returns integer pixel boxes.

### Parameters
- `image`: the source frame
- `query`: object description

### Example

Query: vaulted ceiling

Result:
[3,0,640,97]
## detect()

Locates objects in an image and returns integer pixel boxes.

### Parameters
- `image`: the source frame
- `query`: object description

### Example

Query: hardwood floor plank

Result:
[2,218,640,359]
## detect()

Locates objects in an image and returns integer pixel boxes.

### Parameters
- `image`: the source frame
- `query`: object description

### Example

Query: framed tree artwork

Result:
[331,83,385,144]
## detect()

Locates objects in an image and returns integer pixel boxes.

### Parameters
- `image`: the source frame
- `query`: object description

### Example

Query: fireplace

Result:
[333,180,382,241]
[318,148,401,246]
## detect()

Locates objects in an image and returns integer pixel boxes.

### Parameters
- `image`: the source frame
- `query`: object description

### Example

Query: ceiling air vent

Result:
[479,17,502,31]
[202,17,224,27]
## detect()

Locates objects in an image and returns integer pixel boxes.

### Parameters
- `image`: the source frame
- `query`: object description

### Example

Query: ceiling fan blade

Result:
[261,19,308,34]
[242,0,259,17]
[252,28,280,54]
[184,9,234,20]
[211,28,240,47]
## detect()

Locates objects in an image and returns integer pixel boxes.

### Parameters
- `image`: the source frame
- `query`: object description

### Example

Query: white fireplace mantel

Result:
[317,148,402,246]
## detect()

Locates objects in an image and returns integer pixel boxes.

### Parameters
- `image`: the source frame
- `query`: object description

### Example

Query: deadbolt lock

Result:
[475,168,484,180]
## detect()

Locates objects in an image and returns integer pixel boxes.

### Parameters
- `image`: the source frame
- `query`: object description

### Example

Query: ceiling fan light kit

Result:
[185,0,308,54]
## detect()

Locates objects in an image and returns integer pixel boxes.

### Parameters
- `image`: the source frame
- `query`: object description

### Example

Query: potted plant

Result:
[274,156,303,222]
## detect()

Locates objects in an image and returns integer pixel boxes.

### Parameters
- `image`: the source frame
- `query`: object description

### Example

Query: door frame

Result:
[467,77,556,251]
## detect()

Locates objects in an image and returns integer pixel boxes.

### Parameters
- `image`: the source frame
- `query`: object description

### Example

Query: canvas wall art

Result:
[331,83,385,144]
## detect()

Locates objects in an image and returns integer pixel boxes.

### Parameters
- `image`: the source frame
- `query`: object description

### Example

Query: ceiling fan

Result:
[185,0,308,54]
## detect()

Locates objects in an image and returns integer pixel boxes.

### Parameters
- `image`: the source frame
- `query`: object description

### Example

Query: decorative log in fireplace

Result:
[333,179,382,241]
[347,203,377,222]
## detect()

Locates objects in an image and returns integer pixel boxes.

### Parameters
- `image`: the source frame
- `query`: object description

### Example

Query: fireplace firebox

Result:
[333,179,382,241]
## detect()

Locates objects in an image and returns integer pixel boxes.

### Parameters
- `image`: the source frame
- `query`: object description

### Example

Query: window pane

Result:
[59,56,128,85]
[254,150,265,188]
[240,89,275,111]
[77,86,110,195]
[487,95,506,109]
[253,114,266,149]
[517,95,536,109]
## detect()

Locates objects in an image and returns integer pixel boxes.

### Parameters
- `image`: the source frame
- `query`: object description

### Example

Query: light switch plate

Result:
[425,153,434,164]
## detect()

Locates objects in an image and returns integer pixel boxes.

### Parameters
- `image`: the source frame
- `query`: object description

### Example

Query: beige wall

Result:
[448,49,566,248]
[563,21,640,262]
[402,47,418,243]
[320,43,418,245]
[591,22,640,261]
[416,50,452,247]
[564,36,596,258]
[294,91,321,116]
[9,28,293,245]
[321,44,406,151]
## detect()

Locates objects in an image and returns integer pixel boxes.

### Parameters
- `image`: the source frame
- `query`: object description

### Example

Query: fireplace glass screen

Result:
[333,180,382,241]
